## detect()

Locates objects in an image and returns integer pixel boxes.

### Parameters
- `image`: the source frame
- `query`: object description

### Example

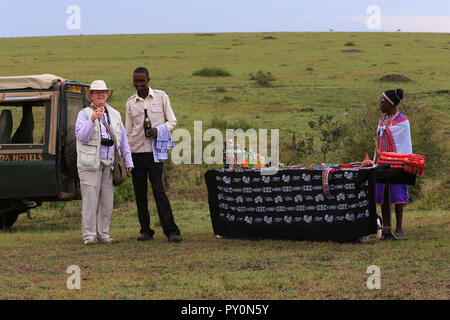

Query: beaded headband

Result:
[382,92,395,106]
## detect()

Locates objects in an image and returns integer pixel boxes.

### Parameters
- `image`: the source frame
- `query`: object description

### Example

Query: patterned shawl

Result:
[375,112,412,159]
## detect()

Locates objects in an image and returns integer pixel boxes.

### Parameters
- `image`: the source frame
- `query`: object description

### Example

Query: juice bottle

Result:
[258,155,265,168]
[243,148,249,168]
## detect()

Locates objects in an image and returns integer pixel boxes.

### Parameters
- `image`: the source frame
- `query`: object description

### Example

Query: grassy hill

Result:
[1,32,449,129]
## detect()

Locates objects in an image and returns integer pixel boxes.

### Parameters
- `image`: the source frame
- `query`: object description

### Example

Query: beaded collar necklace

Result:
[382,111,399,126]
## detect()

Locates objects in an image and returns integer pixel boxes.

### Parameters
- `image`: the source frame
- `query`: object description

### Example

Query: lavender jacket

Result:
[75,106,133,169]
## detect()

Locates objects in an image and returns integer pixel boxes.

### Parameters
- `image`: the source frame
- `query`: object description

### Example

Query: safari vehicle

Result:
[0,74,89,228]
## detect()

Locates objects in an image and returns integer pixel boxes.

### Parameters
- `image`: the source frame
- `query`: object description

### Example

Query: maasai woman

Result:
[375,88,412,237]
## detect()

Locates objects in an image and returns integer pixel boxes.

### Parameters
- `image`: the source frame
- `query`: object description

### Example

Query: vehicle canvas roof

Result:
[0,74,66,90]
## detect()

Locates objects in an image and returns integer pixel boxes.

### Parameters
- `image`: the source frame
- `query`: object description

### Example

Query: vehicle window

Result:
[0,102,46,145]
[66,93,85,134]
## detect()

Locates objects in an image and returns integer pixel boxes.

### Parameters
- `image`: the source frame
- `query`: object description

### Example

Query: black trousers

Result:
[131,152,180,237]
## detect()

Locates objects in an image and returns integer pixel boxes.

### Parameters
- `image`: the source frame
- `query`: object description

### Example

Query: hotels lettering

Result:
[0,154,43,162]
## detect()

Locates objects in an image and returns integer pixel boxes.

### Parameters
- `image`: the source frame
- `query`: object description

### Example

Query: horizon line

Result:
[1,30,449,40]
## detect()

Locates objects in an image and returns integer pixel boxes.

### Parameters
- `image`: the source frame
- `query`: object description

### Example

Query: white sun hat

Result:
[85,80,113,102]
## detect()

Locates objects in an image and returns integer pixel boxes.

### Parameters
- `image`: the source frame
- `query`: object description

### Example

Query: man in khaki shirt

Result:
[126,67,182,242]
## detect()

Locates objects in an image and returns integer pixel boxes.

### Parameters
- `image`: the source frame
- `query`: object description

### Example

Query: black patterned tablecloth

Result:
[205,168,378,242]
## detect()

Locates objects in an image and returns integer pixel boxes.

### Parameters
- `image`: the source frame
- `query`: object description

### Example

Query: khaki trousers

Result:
[79,158,114,241]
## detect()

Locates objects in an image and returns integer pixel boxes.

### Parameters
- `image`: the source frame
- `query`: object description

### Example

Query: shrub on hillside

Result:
[220,96,235,103]
[208,117,256,132]
[192,67,231,77]
[285,115,342,164]
[249,71,276,86]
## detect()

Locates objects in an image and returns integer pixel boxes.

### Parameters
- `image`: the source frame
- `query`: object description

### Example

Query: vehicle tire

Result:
[0,212,19,229]
[64,124,78,178]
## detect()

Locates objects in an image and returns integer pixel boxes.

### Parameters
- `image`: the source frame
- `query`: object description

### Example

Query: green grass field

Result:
[0,32,449,299]
[1,201,448,299]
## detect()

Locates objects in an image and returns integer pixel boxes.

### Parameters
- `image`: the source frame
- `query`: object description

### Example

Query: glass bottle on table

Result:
[235,140,243,168]
[222,142,227,169]
[248,149,257,168]
[225,139,235,168]
[144,109,152,137]
[243,147,249,168]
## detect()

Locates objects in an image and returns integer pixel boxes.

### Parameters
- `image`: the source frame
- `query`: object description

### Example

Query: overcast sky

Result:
[0,0,449,38]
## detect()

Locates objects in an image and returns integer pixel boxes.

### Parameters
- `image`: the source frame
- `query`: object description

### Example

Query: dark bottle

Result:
[222,142,227,169]
[144,109,152,137]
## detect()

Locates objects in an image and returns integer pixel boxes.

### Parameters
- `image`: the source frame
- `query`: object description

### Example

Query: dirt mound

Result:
[262,36,277,40]
[379,74,412,83]
[341,49,363,53]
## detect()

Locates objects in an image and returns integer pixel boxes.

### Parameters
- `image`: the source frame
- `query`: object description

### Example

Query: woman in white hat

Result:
[75,80,133,245]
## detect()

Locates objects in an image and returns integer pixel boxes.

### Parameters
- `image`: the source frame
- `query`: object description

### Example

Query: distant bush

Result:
[207,116,256,132]
[249,71,276,86]
[285,115,343,164]
[192,67,231,77]
[216,86,226,92]
[308,115,343,163]
[344,42,355,46]
[195,33,216,37]
[220,96,235,103]
[379,74,412,82]
[341,49,363,53]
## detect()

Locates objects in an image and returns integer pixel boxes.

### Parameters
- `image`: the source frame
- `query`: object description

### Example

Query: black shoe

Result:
[137,233,153,241]
[168,233,183,243]
[393,230,405,237]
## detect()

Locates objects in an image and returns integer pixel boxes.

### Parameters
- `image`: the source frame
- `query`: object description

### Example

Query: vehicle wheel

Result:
[64,124,78,178]
[0,212,19,229]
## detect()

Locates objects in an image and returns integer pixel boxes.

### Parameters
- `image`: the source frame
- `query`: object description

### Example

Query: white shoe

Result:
[97,237,117,244]
[84,238,97,245]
